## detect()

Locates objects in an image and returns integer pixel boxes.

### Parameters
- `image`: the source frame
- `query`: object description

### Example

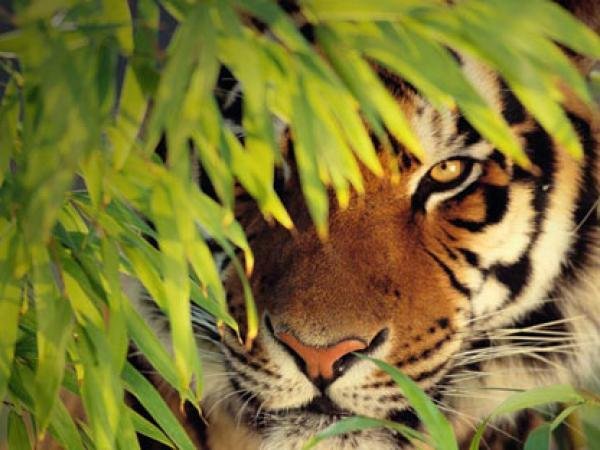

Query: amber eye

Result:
[429,159,466,183]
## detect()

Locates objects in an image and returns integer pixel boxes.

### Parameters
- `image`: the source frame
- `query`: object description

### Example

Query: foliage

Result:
[0,0,599,448]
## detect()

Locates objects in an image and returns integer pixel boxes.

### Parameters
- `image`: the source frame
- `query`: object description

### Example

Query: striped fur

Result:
[132,13,600,450]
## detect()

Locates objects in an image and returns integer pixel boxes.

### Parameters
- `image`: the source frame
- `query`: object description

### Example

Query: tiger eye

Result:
[429,159,465,183]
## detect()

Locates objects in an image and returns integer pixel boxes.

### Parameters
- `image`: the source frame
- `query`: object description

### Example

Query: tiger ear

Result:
[555,0,600,74]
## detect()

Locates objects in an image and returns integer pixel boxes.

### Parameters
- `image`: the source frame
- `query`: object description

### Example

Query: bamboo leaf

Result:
[8,411,31,450]
[122,297,193,401]
[100,0,134,55]
[122,362,196,450]
[115,407,142,450]
[48,394,86,450]
[31,245,74,434]
[0,227,22,401]
[130,407,175,448]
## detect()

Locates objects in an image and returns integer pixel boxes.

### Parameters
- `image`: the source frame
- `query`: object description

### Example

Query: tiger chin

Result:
[134,9,600,450]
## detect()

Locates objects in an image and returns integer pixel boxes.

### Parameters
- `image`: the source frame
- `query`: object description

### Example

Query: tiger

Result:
[131,1,600,449]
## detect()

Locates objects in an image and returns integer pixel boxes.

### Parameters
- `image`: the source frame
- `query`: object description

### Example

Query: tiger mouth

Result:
[229,383,422,434]
[233,390,354,426]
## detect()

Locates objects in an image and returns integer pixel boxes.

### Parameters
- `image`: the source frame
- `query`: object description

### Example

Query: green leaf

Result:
[550,404,581,431]
[115,407,142,450]
[303,415,426,450]
[31,245,74,434]
[75,324,123,449]
[357,355,458,450]
[100,0,134,55]
[150,183,202,399]
[319,27,422,158]
[108,64,148,170]
[7,411,31,450]
[0,280,21,402]
[493,385,584,416]
[122,297,193,401]
[302,0,439,21]
[122,362,196,450]
[524,422,552,450]
[48,395,86,450]
[0,227,22,401]
[469,385,585,450]
[101,239,129,371]
[290,74,329,238]
[59,256,104,328]
[130,407,175,448]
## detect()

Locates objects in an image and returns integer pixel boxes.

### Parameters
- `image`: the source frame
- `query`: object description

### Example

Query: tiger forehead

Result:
[391,56,504,166]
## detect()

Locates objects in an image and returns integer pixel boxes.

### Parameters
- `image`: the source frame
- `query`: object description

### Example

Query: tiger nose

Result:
[275,332,367,381]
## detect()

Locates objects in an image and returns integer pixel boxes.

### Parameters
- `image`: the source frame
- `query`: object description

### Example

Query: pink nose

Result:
[276,332,366,380]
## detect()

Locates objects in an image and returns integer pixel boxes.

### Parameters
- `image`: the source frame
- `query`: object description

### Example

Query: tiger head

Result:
[194,55,600,450]
[130,4,600,449]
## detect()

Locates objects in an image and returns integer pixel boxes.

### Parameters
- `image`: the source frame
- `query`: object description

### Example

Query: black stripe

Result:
[510,300,567,344]
[456,115,480,147]
[493,125,556,303]
[396,332,454,366]
[425,250,471,297]
[491,254,531,299]
[438,240,458,260]
[558,112,598,282]
[413,359,449,382]
[449,184,509,232]
[458,248,480,268]
[488,149,508,170]
[499,79,526,125]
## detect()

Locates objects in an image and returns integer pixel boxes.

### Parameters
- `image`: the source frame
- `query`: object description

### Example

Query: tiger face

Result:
[190,56,600,450]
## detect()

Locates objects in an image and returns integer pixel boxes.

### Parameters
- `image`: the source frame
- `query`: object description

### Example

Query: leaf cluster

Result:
[0,0,598,448]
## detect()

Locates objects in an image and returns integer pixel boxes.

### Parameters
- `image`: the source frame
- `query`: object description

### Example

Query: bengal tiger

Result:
[130,2,600,449]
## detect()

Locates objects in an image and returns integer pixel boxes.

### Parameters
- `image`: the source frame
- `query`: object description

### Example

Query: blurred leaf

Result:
[59,256,105,328]
[101,239,129,371]
[0,226,22,401]
[290,74,329,238]
[49,394,86,450]
[524,422,551,450]
[302,0,440,21]
[7,410,31,450]
[75,324,122,449]
[109,64,148,170]
[151,183,202,399]
[100,0,134,55]
[16,0,78,24]
[31,245,74,434]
